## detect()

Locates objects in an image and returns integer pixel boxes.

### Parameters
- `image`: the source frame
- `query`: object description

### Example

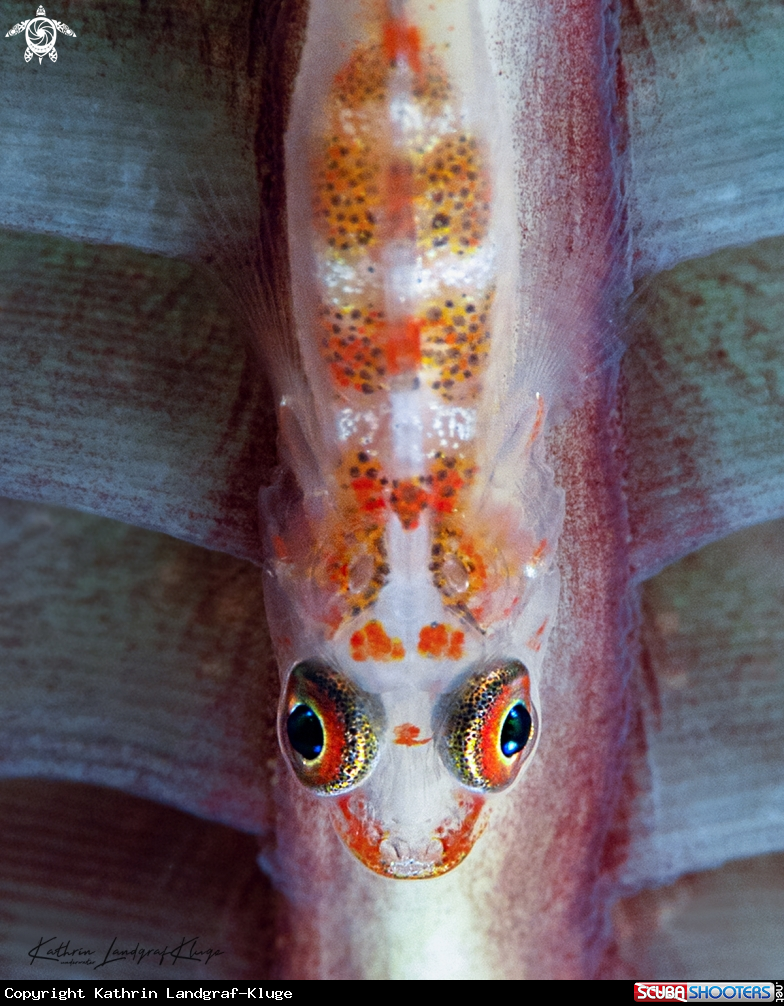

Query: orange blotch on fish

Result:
[529,539,548,567]
[384,160,416,242]
[528,393,546,445]
[393,723,432,746]
[418,622,465,660]
[352,477,387,513]
[382,16,422,74]
[527,618,549,653]
[427,452,475,514]
[332,795,386,875]
[430,469,464,513]
[342,450,387,515]
[385,319,421,376]
[351,620,405,662]
[434,792,488,869]
[389,477,429,529]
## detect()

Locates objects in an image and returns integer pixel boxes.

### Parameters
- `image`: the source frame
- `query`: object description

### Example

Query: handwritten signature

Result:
[28,936,223,968]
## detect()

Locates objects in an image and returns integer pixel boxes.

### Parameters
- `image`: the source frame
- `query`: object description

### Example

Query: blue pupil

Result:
[287,705,324,760]
[500,703,532,758]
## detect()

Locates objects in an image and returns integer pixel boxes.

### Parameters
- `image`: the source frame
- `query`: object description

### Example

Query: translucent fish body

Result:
[260,0,565,879]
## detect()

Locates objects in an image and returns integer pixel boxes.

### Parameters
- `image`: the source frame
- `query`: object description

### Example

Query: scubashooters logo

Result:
[635,985,775,1002]
[5,5,76,63]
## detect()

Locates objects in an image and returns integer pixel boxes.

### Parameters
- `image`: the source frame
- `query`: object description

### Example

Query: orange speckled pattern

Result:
[417,622,465,660]
[350,619,405,662]
[313,135,382,253]
[420,291,493,403]
[319,303,387,394]
[428,452,476,514]
[414,136,491,256]
[339,449,387,515]
[311,24,494,400]
[388,477,429,529]
[298,9,506,635]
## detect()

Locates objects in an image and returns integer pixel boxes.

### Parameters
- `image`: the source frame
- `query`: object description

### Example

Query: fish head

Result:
[277,640,542,879]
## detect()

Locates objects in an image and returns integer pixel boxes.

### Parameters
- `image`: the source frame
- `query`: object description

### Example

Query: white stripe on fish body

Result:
[261,0,568,879]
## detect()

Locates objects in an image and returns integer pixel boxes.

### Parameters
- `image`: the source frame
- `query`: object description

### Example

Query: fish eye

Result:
[500,703,532,757]
[280,659,384,794]
[287,704,324,760]
[437,659,537,791]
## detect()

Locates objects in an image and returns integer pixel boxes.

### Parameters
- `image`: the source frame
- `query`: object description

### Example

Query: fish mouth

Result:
[330,790,488,879]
